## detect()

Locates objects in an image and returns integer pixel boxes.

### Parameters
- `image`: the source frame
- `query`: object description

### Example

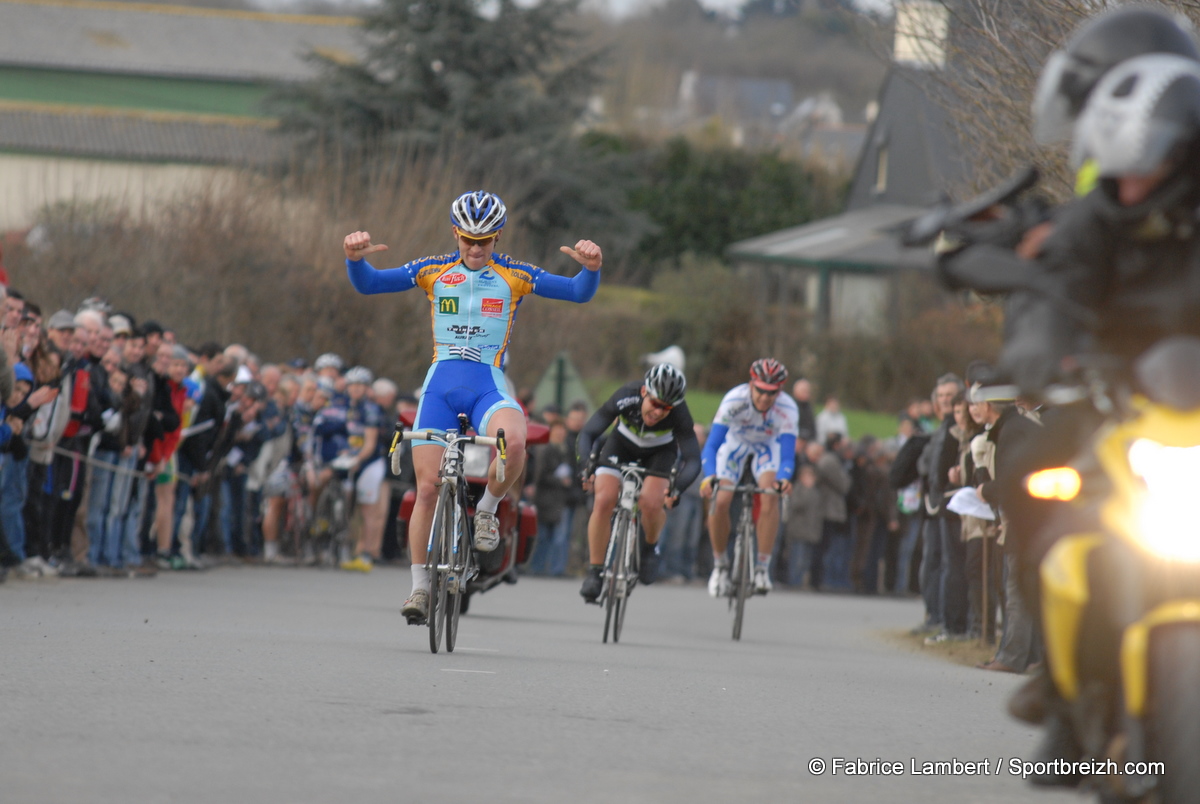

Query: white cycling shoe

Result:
[708,566,731,598]
[754,567,773,595]
[473,511,500,552]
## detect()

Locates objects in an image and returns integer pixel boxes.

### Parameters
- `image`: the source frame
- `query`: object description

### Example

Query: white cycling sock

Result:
[411,564,430,594]
[713,553,729,569]
[477,488,502,514]
[263,541,278,561]
[757,553,772,570]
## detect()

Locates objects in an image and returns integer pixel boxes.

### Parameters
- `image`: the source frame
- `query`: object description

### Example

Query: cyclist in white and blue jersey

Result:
[700,358,798,596]
[343,191,602,622]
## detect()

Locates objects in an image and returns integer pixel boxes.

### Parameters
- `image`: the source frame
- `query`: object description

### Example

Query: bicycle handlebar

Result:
[400,429,507,484]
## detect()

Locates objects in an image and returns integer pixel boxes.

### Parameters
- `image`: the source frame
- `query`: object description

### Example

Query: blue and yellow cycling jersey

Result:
[347,251,599,369]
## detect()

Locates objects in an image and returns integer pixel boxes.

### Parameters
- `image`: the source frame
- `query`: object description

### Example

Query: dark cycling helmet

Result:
[1072,54,1200,178]
[749,358,788,391]
[313,353,343,372]
[644,363,687,406]
[450,191,507,237]
[344,365,374,386]
[1033,6,1200,144]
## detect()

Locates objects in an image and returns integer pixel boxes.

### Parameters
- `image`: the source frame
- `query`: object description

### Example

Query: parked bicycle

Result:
[395,413,506,654]
[724,459,786,641]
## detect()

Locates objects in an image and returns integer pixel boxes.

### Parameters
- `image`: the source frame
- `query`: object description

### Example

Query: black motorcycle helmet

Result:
[1033,5,1200,144]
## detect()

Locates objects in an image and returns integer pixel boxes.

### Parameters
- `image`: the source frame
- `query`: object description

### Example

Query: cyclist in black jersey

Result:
[577,364,701,601]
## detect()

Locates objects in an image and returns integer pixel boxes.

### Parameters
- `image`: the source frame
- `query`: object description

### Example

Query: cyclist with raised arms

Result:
[700,358,797,596]
[343,191,602,623]
[577,363,701,602]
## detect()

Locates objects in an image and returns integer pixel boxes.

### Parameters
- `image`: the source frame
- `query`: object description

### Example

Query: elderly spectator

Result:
[918,373,968,644]
[815,395,849,446]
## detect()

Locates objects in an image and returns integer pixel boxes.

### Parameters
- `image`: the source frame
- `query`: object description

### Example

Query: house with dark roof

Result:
[726,1,967,337]
[0,0,363,229]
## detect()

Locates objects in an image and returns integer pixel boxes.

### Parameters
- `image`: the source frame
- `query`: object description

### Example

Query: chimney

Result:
[893,0,949,69]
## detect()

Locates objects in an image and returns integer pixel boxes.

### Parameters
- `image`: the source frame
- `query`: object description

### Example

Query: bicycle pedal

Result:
[404,614,427,626]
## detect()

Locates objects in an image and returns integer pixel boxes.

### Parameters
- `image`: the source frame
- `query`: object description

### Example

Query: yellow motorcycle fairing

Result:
[1041,533,1106,702]
[1121,601,1200,718]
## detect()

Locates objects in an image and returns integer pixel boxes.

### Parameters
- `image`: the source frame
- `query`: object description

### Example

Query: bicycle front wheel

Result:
[613,513,638,644]
[427,484,454,654]
[602,509,629,644]
[444,486,471,653]
[732,506,753,641]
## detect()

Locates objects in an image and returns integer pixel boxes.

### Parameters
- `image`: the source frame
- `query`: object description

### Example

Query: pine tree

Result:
[273,0,603,152]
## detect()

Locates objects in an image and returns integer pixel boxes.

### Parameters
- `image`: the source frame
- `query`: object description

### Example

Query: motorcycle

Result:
[1025,339,1200,803]
[393,409,545,613]
[921,177,1200,803]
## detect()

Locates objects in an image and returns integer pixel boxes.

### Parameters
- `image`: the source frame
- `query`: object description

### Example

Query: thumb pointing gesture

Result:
[344,231,389,261]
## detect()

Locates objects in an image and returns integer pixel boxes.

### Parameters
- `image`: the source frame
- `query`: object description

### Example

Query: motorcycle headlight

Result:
[462,444,492,480]
[1127,439,1200,562]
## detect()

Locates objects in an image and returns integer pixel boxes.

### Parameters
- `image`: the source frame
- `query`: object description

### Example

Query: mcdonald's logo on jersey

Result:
[439,297,459,314]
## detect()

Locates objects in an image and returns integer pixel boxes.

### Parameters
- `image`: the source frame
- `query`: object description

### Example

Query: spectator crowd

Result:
[0,284,1040,677]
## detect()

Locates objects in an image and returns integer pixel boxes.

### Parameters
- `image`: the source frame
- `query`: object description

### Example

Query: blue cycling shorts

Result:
[413,361,522,446]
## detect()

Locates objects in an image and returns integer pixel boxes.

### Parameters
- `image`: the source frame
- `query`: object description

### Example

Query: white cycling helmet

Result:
[313,353,344,372]
[644,363,687,407]
[1072,53,1200,176]
[344,365,374,386]
[450,191,507,237]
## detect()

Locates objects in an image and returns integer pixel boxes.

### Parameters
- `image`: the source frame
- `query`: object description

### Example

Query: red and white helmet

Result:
[749,358,788,391]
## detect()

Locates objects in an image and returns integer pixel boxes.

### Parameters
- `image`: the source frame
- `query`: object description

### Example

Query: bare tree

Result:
[887,1,1200,201]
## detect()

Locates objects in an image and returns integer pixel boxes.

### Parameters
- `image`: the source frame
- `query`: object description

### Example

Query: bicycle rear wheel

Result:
[613,514,638,644]
[427,484,453,654]
[602,509,629,644]
[444,486,471,653]
[732,506,753,641]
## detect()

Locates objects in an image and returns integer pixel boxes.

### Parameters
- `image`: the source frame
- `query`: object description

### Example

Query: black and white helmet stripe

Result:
[1072,54,1200,176]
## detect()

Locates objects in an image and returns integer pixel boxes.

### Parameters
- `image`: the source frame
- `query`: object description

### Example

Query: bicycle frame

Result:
[600,463,646,644]
[398,414,505,654]
[722,461,785,641]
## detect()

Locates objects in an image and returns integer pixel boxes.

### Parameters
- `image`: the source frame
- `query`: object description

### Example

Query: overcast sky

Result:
[593,0,892,17]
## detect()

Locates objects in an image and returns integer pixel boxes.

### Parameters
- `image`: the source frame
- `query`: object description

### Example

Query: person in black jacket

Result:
[914,374,966,641]
[576,364,700,602]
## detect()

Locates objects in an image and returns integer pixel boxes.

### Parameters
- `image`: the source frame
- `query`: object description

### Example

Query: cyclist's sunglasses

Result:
[751,383,781,396]
[455,229,497,248]
[647,396,673,413]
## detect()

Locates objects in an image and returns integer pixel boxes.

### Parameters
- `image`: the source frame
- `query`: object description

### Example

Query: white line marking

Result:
[441,669,496,674]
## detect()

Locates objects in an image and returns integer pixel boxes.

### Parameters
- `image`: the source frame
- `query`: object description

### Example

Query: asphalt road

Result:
[2,566,1076,804]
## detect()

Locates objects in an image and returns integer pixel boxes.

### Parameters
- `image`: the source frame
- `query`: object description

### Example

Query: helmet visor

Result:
[1033,51,1076,144]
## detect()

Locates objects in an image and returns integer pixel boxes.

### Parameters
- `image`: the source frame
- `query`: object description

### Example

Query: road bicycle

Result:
[724,460,785,641]
[598,463,659,644]
[395,413,506,654]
